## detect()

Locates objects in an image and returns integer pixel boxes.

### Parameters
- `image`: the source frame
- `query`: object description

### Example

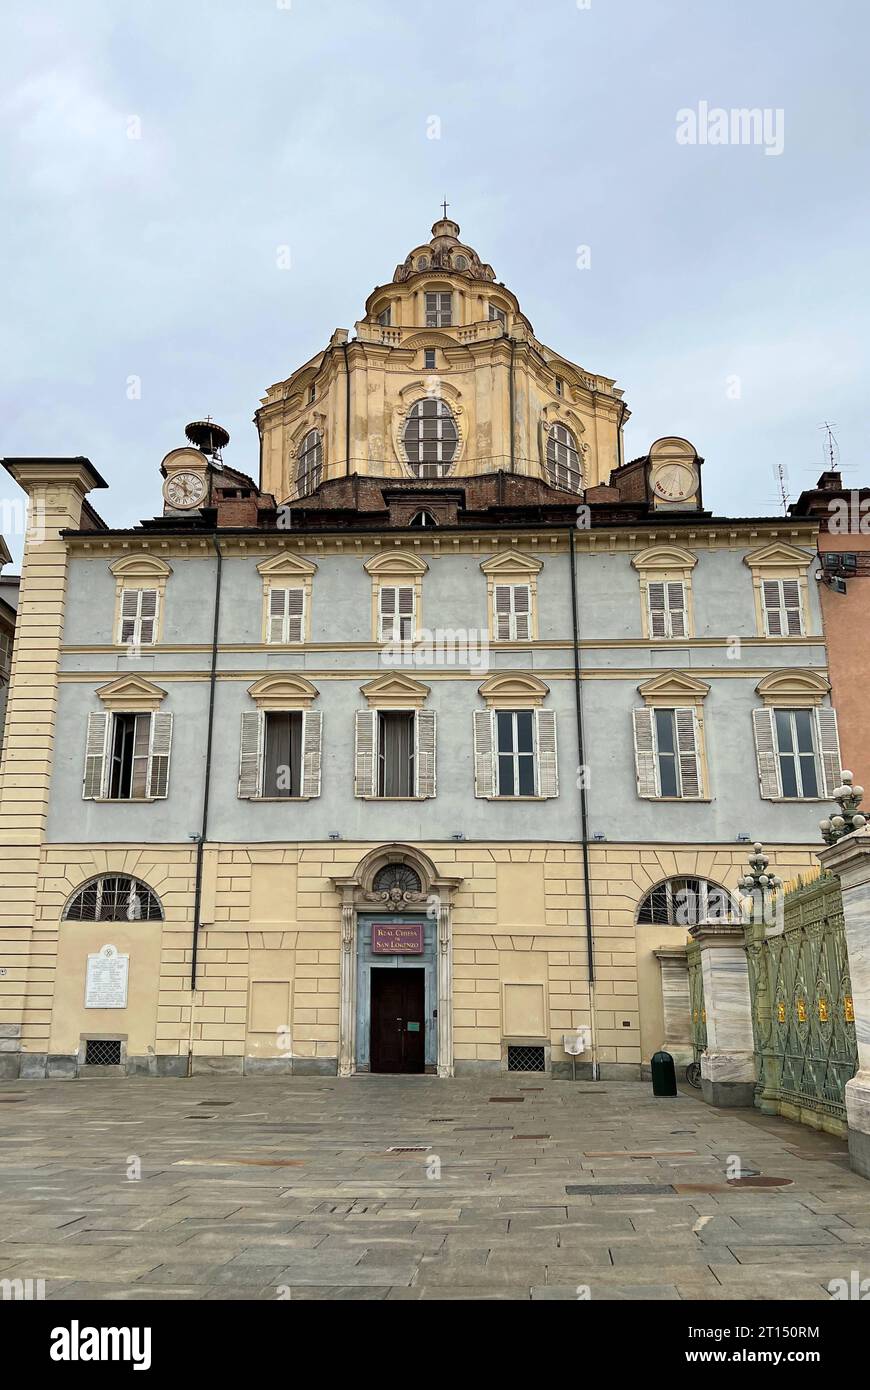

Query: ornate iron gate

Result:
[747,873,857,1133]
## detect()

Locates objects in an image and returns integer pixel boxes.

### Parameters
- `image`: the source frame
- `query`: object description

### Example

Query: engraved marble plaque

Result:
[85,944,129,1009]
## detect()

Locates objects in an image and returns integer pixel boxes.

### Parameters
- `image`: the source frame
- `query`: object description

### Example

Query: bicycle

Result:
[685,1060,702,1089]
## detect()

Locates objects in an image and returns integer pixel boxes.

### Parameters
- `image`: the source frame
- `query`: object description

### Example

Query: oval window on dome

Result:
[546,424,582,492]
[296,429,323,497]
[417,255,429,270]
[455,255,468,270]
[403,399,458,478]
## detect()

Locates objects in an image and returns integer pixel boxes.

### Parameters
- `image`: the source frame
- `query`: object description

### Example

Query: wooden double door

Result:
[370,968,425,1074]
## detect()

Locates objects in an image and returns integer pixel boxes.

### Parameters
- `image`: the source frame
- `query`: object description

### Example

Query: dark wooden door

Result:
[370,968,425,1074]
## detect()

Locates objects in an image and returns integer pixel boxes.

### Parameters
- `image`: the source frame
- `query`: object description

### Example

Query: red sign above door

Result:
[371,922,424,954]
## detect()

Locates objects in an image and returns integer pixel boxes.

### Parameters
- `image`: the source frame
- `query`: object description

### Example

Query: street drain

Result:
[387,1146,430,1153]
[199,1100,234,1106]
[185,1114,214,1120]
[489,1097,524,1103]
[514,1134,550,1140]
[727,1175,794,1188]
[566,1183,676,1196]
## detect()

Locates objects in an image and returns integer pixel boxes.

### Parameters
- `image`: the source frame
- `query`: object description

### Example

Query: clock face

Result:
[652,462,697,504]
[164,470,207,510]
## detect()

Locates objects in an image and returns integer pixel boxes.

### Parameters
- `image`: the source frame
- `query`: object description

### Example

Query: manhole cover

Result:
[566,1183,676,1196]
[727,1175,794,1188]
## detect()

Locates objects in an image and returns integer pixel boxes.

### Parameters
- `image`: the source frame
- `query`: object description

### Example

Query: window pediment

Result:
[95,675,168,712]
[109,553,172,579]
[755,668,830,707]
[637,670,710,706]
[743,542,814,571]
[480,550,543,577]
[247,674,319,710]
[631,545,698,575]
[360,673,431,709]
[478,671,549,708]
[364,551,429,578]
[257,551,318,578]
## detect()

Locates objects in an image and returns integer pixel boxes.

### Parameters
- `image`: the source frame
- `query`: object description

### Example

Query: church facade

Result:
[0,218,837,1080]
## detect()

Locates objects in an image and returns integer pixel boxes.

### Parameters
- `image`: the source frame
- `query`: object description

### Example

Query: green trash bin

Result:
[651,1049,677,1097]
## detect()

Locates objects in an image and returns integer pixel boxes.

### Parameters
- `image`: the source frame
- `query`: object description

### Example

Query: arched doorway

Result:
[331,845,462,1077]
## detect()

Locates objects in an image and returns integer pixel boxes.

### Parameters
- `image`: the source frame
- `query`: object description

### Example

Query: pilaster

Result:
[689,921,756,1107]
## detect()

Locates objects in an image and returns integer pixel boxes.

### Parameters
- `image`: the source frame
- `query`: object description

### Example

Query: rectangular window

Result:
[109,712,151,799]
[495,709,536,797]
[424,348,436,369]
[377,711,415,797]
[489,304,506,327]
[82,709,172,801]
[425,292,452,327]
[762,579,803,636]
[654,709,680,797]
[555,377,563,396]
[493,584,531,640]
[262,711,304,798]
[633,706,702,799]
[379,585,415,641]
[378,307,391,326]
[267,586,305,644]
[774,708,819,798]
[0,628,11,674]
[118,588,158,645]
[647,581,687,638]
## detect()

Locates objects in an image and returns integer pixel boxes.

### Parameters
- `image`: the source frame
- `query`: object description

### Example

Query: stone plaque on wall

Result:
[85,944,129,1009]
[371,922,424,954]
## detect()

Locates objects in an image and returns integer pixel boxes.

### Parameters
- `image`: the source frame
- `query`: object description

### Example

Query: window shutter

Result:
[268,587,288,644]
[131,713,151,798]
[762,580,784,636]
[473,710,495,798]
[300,710,323,797]
[815,707,842,798]
[354,710,377,797]
[752,708,781,799]
[782,579,803,635]
[138,590,158,643]
[119,588,140,643]
[83,711,110,799]
[415,709,437,798]
[379,586,396,640]
[647,582,668,638]
[238,710,264,798]
[285,588,305,643]
[667,582,687,638]
[147,712,173,799]
[674,707,702,799]
[632,708,659,798]
[535,708,559,798]
[513,585,531,640]
[398,586,415,638]
[494,585,513,640]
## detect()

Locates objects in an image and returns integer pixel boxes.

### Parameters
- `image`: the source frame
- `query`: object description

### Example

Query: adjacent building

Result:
[0,218,843,1081]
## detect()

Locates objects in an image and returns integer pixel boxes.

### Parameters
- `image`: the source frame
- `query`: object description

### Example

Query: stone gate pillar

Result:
[817,829,870,1178]
[688,922,756,1107]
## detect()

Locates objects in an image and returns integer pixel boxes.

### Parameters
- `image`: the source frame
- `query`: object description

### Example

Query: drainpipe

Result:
[342,340,351,476]
[190,532,223,1018]
[569,526,600,1080]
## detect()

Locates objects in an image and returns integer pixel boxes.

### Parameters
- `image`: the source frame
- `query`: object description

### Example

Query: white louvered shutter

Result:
[131,713,151,798]
[138,590,158,643]
[815,707,842,797]
[147,712,173,798]
[268,587,305,644]
[632,708,659,798]
[647,582,668,638]
[752,708,781,799]
[119,588,140,643]
[397,586,414,639]
[268,587,287,644]
[473,710,495,797]
[667,582,687,638]
[354,710,378,797]
[238,711,264,798]
[513,585,531,640]
[83,712,110,799]
[781,579,803,635]
[379,586,396,641]
[535,708,558,798]
[762,580,783,635]
[494,585,513,640]
[415,709,437,798]
[674,707,702,799]
[301,710,322,797]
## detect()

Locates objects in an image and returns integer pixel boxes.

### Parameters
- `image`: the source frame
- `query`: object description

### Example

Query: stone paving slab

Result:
[0,1074,866,1301]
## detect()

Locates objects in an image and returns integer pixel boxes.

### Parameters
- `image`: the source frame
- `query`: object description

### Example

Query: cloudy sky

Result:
[1,0,867,566]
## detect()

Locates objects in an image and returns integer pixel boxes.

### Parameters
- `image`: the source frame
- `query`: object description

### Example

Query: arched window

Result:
[417,255,429,270]
[546,424,582,491]
[372,863,423,895]
[403,398,458,478]
[409,510,438,528]
[296,430,323,497]
[455,255,468,270]
[637,877,736,928]
[64,875,163,922]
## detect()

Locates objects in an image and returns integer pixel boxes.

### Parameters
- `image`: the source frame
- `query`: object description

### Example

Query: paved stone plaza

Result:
[0,1075,868,1301]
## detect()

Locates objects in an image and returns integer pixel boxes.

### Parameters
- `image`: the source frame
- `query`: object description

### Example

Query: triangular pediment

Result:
[257,551,317,577]
[96,674,168,709]
[637,670,710,702]
[360,672,431,707]
[480,550,543,577]
[744,541,814,570]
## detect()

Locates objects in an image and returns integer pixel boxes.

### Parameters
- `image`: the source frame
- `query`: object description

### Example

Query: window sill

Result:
[89,797,158,804]
[359,796,433,802]
[765,797,828,803]
[245,796,315,802]
[639,796,712,803]
[485,795,552,802]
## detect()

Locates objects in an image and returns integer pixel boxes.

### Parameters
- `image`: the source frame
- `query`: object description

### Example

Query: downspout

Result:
[569,526,600,1081]
[509,337,516,473]
[189,532,223,1029]
[342,340,351,477]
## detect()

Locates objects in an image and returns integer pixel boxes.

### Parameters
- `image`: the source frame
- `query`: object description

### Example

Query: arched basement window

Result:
[403,398,458,477]
[372,863,423,895]
[637,877,737,928]
[64,875,164,922]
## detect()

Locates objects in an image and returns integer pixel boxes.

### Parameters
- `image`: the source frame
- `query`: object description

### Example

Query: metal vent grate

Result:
[84,1039,122,1066]
[507,1045,545,1073]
